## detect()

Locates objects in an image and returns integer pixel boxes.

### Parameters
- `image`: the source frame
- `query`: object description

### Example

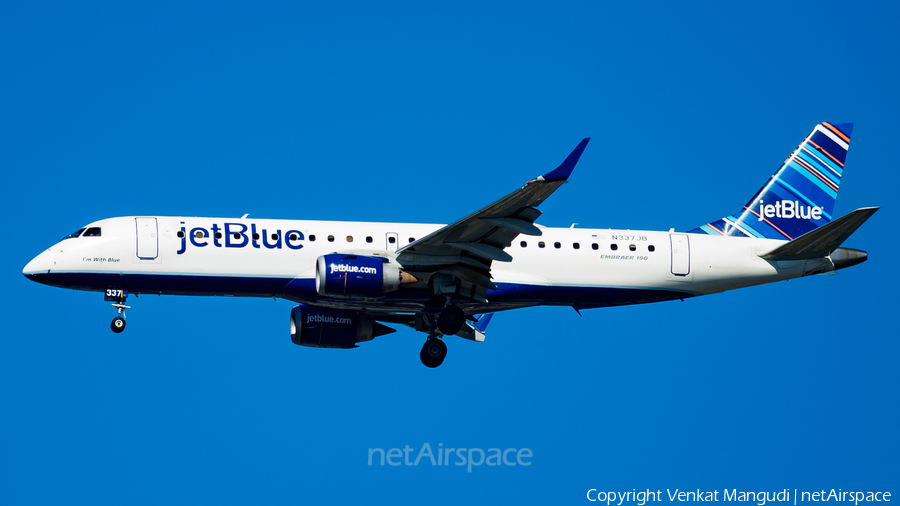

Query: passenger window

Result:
[309,234,315,241]
[591,243,598,250]
[388,237,396,244]
[347,236,353,242]
[520,241,527,248]
[215,232,222,239]
[327,235,335,242]
[196,231,206,239]
[252,233,260,240]
[63,228,86,240]
[554,242,561,249]
[233,233,242,240]
[366,236,373,243]
[573,243,580,249]
[610,244,618,251]
[177,231,184,238]
[538,241,545,248]
[409,237,415,243]
[629,244,636,251]
[648,245,655,252]
[290,233,299,241]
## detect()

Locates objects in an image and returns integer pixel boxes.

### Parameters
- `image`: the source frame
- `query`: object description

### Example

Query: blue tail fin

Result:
[691,122,853,240]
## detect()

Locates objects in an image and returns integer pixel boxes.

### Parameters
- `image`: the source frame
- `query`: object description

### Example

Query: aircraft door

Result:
[386,232,399,251]
[670,234,690,276]
[136,217,159,259]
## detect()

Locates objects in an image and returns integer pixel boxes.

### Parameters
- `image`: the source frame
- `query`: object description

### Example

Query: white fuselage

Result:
[23,216,833,313]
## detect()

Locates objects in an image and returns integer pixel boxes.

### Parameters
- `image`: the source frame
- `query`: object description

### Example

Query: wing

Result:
[396,138,590,302]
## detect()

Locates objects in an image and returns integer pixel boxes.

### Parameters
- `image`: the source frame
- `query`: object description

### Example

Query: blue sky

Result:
[2,1,898,504]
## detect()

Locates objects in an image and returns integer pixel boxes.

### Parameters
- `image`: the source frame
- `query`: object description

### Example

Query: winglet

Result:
[536,138,590,182]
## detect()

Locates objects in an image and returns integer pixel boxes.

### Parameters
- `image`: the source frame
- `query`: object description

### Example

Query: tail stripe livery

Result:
[691,122,853,241]
[800,145,843,177]
[760,207,879,261]
[822,121,851,143]
[794,154,838,190]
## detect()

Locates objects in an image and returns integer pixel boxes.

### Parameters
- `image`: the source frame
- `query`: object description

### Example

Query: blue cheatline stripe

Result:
[788,160,838,198]
[29,271,701,308]
[796,150,841,185]
[801,146,843,176]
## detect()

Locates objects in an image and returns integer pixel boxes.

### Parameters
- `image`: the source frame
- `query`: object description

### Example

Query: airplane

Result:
[23,122,877,368]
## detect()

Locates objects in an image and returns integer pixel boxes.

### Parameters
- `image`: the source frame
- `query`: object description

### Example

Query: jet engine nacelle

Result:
[315,254,413,297]
[290,305,395,349]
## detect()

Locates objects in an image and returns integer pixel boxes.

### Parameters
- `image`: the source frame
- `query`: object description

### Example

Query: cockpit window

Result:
[82,227,101,237]
[63,228,85,240]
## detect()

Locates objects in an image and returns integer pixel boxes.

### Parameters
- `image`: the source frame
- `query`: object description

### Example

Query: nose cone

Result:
[23,250,54,278]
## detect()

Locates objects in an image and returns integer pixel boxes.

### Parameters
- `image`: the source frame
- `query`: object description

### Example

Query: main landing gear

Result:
[437,304,465,335]
[420,338,447,368]
[418,302,464,368]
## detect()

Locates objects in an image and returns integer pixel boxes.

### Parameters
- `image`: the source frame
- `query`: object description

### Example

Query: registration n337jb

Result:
[23,122,877,367]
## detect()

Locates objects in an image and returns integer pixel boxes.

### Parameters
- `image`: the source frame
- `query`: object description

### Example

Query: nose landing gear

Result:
[110,301,130,333]
[111,315,126,333]
[105,289,130,334]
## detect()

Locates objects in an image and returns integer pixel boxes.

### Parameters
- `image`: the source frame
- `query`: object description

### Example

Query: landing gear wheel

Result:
[420,338,447,368]
[437,305,465,335]
[111,316,126,333]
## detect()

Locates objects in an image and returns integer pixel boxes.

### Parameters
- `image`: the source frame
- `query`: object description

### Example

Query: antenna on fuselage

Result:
[241,214,249,219]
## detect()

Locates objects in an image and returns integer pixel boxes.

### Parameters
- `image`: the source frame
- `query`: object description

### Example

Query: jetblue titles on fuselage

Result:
[176,221,305,255]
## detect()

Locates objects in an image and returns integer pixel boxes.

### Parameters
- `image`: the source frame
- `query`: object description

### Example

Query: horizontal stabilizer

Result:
[760,207,879,260]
